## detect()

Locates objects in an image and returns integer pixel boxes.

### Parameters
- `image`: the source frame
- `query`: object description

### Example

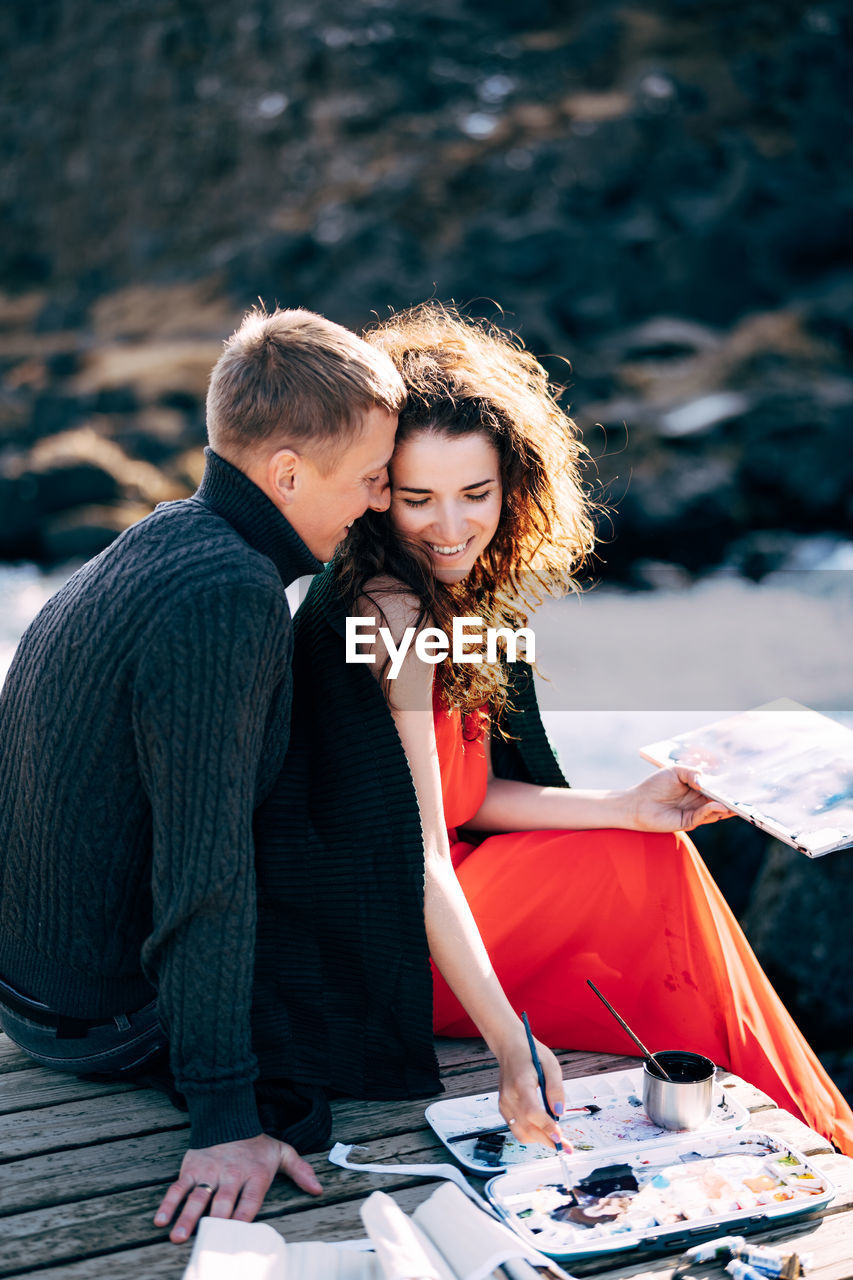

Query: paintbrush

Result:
[447,1105,602,1145]
[521,1011,574,1190]
[586,979,672,1080]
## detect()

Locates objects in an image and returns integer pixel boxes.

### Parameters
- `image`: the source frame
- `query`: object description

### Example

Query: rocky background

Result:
[2,0,852,1093]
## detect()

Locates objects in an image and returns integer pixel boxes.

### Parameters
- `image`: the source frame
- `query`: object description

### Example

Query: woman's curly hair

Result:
[336,302,597,719]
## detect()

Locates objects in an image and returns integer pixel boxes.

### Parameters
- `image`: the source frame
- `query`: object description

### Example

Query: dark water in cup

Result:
[646,1050,715,1082]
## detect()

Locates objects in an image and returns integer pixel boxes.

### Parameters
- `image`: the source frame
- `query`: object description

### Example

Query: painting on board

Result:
[641,700,853,858]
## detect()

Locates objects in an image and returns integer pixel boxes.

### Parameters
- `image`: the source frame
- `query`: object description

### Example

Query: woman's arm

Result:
[465,733,733,835]
[359,593,565,1149]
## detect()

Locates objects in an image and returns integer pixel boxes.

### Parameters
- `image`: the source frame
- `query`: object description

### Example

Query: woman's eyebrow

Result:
[396,477,495,494]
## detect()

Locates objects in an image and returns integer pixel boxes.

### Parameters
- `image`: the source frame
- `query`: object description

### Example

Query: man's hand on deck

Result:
[154,1134,323,1243]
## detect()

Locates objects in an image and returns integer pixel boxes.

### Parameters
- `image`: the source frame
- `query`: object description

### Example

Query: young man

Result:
[0,307,403,1241]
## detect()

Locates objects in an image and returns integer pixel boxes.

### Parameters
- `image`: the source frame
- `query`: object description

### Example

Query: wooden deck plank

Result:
[0,1039,743,1125]
[0,1089,189,1161]
[0,1064,798,1220]
[0,1035,38,1074]
[0,1101,442,1218]
[3,1242,193,1280]
[3,1031,852,1280]
[0,1042,629,1127]
[0,1045,727,1168]
[0,1129,453,1277]
[13,1159,853,1280]
[18,1205,853,1280]
[2,1090,844,1277]
[0,1060,478,1191]
[434,1041,637,1080]
[0,1130,190,1216]
[12,1185,445,1280]
[0,1065,138,1114]
[0,1050,631,1177]
[11,1201,853,1280]
[3,1065,506,1218]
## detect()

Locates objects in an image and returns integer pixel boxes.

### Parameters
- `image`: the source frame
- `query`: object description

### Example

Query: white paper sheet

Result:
[182,1218,287,1280]
[361,1191,457,1280]
[412,1183,565,1280]
[182,1219,382,1280]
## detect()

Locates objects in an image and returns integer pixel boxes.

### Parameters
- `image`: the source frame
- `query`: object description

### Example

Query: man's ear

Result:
[267,447,301,506]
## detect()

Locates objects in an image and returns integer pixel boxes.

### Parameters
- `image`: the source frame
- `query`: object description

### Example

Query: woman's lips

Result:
[427,536,474,558]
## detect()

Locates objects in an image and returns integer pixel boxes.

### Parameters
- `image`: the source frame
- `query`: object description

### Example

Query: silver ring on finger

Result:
[194,1183,215,1195]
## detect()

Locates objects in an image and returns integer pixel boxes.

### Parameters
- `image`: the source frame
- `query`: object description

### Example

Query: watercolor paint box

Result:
[483,1130,833,1263]
[425,1067,750,1176]
[426,1070,833,1263]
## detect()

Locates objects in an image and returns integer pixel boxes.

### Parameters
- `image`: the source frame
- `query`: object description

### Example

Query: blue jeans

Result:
[0,976,166,1076]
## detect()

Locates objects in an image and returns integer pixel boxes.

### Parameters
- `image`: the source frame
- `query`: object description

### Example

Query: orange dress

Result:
[431,695,853,1156]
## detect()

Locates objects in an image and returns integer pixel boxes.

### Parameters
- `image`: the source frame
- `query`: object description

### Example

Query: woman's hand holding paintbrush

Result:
[492,1013,571,1156]
[520,1013,574,1186]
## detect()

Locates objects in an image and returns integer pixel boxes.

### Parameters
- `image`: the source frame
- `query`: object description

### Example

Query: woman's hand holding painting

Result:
[466,740,734,837]
[624,766,735,833]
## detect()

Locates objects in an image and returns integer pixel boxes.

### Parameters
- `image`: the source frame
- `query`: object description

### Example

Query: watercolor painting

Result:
[641,700,853,857]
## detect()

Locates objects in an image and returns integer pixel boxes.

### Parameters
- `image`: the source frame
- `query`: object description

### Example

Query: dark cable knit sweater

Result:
[250,563,569,1103]
[0,448,321,1148]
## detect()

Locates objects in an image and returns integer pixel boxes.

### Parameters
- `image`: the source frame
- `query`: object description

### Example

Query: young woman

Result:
[321,300,853,1156]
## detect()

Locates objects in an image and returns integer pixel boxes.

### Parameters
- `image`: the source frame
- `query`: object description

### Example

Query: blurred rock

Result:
[25,428,181,505]
[0,427,183,557]
[88,281,238,343]
[167,447,207,493]
[741,842,853,1049]
[819,1048,853,1106]
[690,819,772,922]
[71,340,223,403]
[621,558,694,592]
[0,0,850,571]
[40,503,154,563]
[722,530,810,581]
[658,391,750,437]
[0,463,120,556]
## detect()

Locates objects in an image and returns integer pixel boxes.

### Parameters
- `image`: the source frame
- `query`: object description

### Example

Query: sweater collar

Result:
[309,562,349,637]
[195,448,323,587]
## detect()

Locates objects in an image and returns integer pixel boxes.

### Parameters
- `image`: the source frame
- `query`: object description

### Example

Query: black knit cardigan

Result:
[251,563,569,1102]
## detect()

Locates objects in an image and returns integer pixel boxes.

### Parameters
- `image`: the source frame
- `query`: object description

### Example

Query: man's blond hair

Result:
[207,306,406,469]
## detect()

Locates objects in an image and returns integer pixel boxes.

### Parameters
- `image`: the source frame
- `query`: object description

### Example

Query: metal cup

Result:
[642,1050,716,1130]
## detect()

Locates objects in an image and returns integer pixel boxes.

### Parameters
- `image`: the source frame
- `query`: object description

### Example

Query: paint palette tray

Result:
[484,1129,834,1262]
[425,1066,749,1175]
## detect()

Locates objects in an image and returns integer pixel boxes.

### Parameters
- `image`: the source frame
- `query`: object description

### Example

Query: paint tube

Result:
[671,1235,746,1276]
[727,1262,770,1280]
[733,1241,808,1278]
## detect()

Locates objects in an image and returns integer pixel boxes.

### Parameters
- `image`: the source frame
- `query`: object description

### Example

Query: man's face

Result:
[285,406,398,561]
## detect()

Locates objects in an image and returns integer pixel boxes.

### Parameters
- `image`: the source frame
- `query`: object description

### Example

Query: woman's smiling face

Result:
[389,431,503,583]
